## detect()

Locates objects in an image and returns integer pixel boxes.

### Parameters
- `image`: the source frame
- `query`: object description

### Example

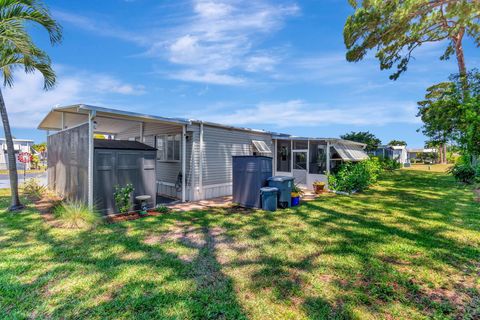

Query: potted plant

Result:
[291,184,304,206]
[312,181,326,194]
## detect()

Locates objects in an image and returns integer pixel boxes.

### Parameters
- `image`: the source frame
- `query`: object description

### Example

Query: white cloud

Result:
[194,1,233,18]
[55,1,299,85]
[244,55,279,72]
[189,99,421,127]
[53,10,148,45]
[2,68,145,128]
[91,75,146,95]
[160,0,299,83]
[169,70,246,85]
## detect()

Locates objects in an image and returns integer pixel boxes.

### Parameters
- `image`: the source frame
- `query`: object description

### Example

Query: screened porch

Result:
[273,137,368,189]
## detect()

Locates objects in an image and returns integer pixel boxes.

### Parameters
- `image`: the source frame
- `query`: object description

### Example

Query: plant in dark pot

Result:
[312,181,326,194]
[114,184,134,214]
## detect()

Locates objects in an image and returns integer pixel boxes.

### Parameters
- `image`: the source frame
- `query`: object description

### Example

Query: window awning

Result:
[252,140,272,154]
[332,143,369,161]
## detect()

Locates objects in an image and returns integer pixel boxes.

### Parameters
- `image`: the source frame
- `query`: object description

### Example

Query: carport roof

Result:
[38,104,283,135]
[37,104,191,130]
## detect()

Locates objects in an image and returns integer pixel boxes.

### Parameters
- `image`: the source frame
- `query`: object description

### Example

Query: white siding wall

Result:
[198,125,273,199]
[109,121,274,201]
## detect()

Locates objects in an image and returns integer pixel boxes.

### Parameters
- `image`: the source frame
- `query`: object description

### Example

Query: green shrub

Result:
[53,201,101,229]
[155,205,170,214]
[381,158,401,170]
[114,184,134,213]
[449,163,476,184]
[22,178,46,200]
[328,158,382,193]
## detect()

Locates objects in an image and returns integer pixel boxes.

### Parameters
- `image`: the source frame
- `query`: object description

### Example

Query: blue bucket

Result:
[291,196,300,206]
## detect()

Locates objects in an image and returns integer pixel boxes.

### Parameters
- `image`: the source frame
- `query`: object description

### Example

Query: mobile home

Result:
[38,104,368,212]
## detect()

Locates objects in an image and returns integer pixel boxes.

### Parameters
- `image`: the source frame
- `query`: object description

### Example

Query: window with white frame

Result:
[156,134,181,161]
[252,140,271,155]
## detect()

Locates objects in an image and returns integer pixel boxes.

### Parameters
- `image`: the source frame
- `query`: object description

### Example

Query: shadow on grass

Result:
[0,199,247,319]
[0,169,479,319]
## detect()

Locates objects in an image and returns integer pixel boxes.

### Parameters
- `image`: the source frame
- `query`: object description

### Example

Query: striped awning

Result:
[332,143,369,161]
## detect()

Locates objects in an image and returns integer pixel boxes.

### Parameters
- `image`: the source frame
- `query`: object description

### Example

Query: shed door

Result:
[94,151,116,212]
[94,149,157,215]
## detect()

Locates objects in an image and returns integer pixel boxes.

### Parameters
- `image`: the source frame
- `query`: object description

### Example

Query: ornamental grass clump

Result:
[53,201,101,229]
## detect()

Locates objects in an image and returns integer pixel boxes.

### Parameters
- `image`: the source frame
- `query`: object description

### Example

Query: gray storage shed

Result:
[94,140,157,215]
[232,156,272,208]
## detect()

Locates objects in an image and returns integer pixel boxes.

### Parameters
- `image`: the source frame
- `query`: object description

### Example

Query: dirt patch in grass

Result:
[34,193,63,227]
[34,193,62,215]
[474,189,480,202]
[225,205,255,214]
[106,210,168,223]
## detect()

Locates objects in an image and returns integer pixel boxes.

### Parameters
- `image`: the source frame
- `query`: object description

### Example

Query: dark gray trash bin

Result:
[232,156,272,208]
[260,187,278,211]
[267,176,294,208]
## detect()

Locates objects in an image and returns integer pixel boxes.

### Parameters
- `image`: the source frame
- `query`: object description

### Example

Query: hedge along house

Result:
[38,104,368,211]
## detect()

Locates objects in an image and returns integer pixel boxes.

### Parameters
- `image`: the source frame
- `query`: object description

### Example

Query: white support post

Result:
[140,122,144,142]
[274,139,277,175]
[306,139,310,175]
[181,125,187,202]
[326,141,331,175]
[199,122,204,199]
[290,140,293,173]
[61,112,65,130]
[87,110,96,209]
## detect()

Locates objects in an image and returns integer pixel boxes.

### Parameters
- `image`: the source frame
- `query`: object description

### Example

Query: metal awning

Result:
[332,143,369,161]
[252,140,272,154]
[37,104,190,131]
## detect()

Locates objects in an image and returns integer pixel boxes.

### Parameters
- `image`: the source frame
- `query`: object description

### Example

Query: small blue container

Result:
[291,196,300,206]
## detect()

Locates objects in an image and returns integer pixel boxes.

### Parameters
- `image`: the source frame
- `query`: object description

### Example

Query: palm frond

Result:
[0,0,62,89]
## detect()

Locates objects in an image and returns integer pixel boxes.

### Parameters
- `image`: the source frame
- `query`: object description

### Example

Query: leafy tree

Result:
[340,131,382,152]
[0,1,62,210]
[344,0,480,80]
[388,140,407,146]
[418,70,480,163]
[31,142,47,153]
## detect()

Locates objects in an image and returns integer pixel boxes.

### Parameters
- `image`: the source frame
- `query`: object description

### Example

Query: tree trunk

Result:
[0,88,23,211]
[453,29,467,76]
[452,28,468,96]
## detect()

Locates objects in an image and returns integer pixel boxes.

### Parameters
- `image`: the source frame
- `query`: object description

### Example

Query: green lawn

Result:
[0,170,479,319]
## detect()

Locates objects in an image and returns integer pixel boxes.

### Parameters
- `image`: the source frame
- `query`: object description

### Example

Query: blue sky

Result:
[4,0,479,147]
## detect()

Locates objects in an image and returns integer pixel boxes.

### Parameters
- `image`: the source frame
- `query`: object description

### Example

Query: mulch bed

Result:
[32,194,170,224]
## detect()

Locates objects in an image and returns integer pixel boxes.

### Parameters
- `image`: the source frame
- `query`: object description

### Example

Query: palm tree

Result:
[0,0,62,210]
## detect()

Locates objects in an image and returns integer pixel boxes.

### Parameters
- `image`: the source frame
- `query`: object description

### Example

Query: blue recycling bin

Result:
[267,176,294,208]
[260,187,278,211]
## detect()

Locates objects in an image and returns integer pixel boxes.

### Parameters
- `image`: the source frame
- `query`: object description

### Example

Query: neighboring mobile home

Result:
[407,148,438,164]
[38,104,368,212]
[371,145,408,164]
[0,138,34,170]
